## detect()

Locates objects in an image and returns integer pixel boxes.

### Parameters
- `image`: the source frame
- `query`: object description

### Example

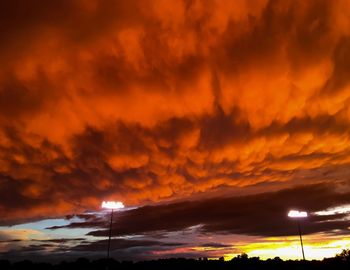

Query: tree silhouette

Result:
[336,249,350,262]
[1,251,350,270]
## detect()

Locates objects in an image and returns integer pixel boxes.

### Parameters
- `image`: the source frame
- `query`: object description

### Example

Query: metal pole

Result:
[297,219,305,260]
[107,209,114,259]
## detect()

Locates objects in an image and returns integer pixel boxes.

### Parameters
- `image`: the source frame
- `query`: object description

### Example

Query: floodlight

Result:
[102,201,125,260]
[288,210,308,218]
[102,201,125,210]
[287,209,308,260]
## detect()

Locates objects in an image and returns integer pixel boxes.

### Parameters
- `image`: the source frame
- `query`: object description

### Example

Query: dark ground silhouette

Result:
[1,250,350,270]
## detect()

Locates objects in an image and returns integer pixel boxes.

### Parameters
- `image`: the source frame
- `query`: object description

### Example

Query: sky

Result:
[1,0,350,262]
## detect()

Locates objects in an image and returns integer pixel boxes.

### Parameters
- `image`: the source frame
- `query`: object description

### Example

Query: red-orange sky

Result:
[1,0,350,261]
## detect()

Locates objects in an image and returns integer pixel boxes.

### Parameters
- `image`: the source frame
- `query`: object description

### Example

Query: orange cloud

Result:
[1,0,350,224]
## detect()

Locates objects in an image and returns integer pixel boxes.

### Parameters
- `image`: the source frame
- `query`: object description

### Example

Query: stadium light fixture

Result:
[288,209,308,260]
[102,201,125,259]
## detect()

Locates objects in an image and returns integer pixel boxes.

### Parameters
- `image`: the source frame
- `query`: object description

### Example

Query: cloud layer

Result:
[49,184,350,237]
[1,0,350,224]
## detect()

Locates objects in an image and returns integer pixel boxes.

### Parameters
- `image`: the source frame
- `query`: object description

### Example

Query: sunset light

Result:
[1,0,350,268]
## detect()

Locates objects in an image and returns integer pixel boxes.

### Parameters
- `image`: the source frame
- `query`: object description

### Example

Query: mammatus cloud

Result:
[1,0,350,224]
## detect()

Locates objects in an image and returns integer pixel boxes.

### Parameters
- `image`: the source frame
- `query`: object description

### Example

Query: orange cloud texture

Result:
[1,0,350,224]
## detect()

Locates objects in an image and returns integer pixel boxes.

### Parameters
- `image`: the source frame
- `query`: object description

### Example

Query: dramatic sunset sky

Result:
[1,0,350,262]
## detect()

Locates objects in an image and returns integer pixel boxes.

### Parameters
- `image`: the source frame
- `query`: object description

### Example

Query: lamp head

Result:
[102,201,125,210]
[288,210,308,218]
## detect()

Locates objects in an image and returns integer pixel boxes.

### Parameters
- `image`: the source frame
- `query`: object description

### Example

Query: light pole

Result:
[288,210,308,260]
[102,201,125,259]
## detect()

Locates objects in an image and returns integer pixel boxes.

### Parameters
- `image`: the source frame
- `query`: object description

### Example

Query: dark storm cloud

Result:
[71,238,185,252]
[0,237,186,262]
[36,238,86,244]
[200,243,232,248]
[48,184,350,237]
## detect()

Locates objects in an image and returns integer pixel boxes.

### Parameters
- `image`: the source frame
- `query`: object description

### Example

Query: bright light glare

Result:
[288,210,308,218]
[101,201,125,209]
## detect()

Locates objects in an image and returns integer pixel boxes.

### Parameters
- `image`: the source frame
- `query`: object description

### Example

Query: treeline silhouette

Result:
[1,250,350,270]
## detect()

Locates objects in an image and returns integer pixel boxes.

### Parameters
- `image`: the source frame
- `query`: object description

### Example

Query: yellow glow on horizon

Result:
[223,235,350,260]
